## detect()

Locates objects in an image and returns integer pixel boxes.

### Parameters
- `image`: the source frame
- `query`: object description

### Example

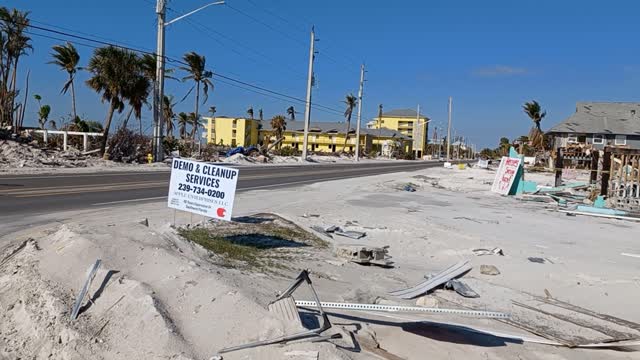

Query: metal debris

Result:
[296,300,509,319]
[528,257,546,264]
[335,245,393,267]
[388,260,472,299]
[444,279,479,298]
[472,247,504,256]
[216,270,332,355]
[71,259,102,320]
[313,225,366,239]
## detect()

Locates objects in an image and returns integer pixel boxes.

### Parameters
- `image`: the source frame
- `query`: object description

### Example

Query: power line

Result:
[23,21,344,116]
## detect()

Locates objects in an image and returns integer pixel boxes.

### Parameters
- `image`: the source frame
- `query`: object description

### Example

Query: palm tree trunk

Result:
[193,81,200,139]
[10,59,18,130]
[100,99,117,157]
[121,106,134,129]
[342,115,351,153]
[70,75,77,120]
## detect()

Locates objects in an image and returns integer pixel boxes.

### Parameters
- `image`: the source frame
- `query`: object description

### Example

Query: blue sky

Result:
[5,0,640,148]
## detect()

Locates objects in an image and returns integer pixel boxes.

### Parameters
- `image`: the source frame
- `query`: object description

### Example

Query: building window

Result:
[592,134,604,145]
[232,120,237,129]
[567,135,578,144]
[232,130,237,137]
[615,135,627,146]
[231,139,236,147]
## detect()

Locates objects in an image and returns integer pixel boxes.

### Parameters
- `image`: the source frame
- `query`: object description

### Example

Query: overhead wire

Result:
[23,20,345,116]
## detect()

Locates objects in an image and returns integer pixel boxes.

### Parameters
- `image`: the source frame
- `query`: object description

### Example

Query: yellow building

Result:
[204,116,260,147]
[369,109,430,157]
[203,117,412,154]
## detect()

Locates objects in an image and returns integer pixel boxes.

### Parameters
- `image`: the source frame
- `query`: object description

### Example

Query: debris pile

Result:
[0,139,107,170]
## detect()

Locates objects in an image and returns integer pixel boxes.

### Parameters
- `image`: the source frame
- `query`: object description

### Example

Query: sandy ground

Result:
[1,164,639,359]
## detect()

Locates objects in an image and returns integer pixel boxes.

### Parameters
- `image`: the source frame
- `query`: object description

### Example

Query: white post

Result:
[446,97,452,161]
[43,130,48,144]
[301,26,316,161]
[153,0,166,162]
[83,134,88,152]
[355,64,365,161]
[63,131,68,151]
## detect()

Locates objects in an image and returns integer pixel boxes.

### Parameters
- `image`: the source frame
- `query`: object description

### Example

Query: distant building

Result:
[548,102,640,150]
[369,109,430,157]
[204,117,412,154]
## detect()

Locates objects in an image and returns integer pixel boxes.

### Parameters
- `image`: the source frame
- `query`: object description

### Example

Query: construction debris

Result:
[388,260,472,299]
[70,259,102,320]
[216,270,333,355]
[335,245,393,267]
[472,247,504,256]
[528,257,547,264]
[479,264,500,276]
[444,279,479,298]
[415,295,439,308]
[312,225,366,239]
[296,300,509,319]
[403,184,417,192]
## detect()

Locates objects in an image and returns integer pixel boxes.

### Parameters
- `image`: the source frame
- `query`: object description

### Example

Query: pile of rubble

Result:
[0,139,108,171]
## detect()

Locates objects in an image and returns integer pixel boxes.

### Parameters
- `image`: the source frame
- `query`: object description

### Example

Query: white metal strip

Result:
[295,300,509,319]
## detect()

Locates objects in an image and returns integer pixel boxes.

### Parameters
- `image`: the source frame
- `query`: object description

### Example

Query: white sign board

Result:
[477,159,489,169]
[167,158,239,221]
[491,156,521,195]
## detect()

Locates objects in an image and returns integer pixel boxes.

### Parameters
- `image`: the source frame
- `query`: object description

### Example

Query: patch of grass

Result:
[178,228,261,267]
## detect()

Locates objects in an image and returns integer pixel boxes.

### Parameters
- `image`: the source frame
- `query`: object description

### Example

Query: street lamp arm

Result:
[164,1,225,26]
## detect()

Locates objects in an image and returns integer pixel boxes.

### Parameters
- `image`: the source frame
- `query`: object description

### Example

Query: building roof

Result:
[380,109,429,119]
[548,102,640,136]
[276,121,410,139]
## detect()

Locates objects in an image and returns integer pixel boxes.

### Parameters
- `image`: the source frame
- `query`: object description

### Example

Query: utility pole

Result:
[301,26,316,161]
[153,0,166,162]
[446,96,452,161]
[152,0,224,162]
[416,104,420,158]
[354,64,365,161]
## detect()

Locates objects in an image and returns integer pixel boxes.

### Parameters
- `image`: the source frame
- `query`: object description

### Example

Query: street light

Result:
[152,0,225,162]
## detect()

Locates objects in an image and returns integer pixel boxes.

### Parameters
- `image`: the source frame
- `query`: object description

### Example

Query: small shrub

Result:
[272,146,299,157]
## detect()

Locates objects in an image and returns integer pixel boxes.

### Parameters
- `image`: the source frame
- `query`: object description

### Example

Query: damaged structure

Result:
[547,102,640,211]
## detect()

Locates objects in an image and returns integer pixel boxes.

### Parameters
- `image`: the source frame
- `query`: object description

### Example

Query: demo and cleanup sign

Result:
[167,158,239,221]
[491,156,521,195]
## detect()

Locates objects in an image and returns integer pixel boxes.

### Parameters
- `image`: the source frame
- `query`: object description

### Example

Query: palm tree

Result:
[180,51,213,140]
[121,75,151,134]
[208,106,216,117]
[177,112,189,140]
[270,115,287,149]
[522,100,546,132]
[0,7,32,129]
[523,100,546,150]
[498,137,511,156]
[85,46,146,156]
[37,104,50,129]
[341,93,357,152]
[163,95,176,139]
[258,108,263,121]
[287,106,295,120]
[246,106,254,119]
[49,42,80,120]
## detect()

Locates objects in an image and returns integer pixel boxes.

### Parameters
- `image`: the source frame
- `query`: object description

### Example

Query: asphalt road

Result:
[0,161,446,218]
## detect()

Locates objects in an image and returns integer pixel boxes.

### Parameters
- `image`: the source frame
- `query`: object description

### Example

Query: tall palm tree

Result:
[522,100,546,132]
[49,42,80,120]
[270,115,287,149]
[163,95,176,139]
[258,108,263,121]
[341,93,357,152]
[180,51,213,140]
[286,106,295,120]
[0,7,32,129]
[177,112,189,140]
[246,106,254,119]
[85,46,146,156]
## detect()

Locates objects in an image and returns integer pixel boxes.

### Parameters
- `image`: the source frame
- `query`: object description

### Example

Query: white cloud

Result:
[473,65,528,77]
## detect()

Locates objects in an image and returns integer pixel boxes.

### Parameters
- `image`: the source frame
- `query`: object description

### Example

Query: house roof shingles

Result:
[548,102,640,136]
